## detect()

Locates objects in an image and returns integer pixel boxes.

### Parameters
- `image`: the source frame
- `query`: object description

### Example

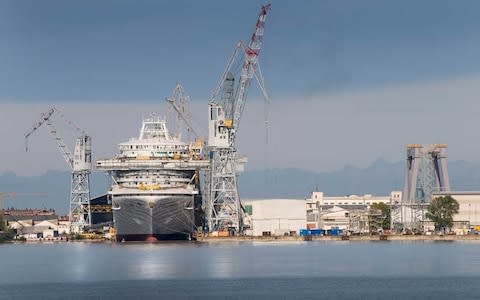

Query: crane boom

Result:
[210,41,243,106]
[46,121,74,168]
[232,3,271,135]
[166,84,200,138]
[25,108,74,168]
[24,108,55,151]
[25,108,92,230]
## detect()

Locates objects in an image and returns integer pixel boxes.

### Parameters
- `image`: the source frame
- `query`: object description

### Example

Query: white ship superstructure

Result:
[97,116,208,241]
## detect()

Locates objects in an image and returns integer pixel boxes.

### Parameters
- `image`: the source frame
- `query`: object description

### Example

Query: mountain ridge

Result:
[2,159,480,214]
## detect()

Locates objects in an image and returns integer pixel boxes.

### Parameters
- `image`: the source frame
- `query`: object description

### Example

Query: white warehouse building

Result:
[243,199,307,236]
[432,191,480,228]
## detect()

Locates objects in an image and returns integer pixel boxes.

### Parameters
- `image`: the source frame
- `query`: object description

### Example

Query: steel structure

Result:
[392,144,450,230]
[25,108,92,232]
[166,83,201,139]
[205,4,271,232]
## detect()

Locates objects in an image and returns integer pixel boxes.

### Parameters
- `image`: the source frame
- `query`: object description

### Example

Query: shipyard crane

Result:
[166,83,201,139]
[24,108,92,232]
[205,4,272,233]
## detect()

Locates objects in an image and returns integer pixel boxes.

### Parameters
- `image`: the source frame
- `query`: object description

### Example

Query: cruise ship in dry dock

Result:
[96,116,209,241]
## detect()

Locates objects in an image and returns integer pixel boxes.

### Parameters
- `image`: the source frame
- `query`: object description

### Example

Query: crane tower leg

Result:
[69,170,92,232]
[205,148,242,233]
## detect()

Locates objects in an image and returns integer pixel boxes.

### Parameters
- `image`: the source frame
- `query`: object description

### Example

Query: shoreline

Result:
[196,234,480,242]
[4,234,480,244]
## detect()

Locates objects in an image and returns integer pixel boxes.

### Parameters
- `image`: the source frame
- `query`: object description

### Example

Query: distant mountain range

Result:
[2,159,480,214]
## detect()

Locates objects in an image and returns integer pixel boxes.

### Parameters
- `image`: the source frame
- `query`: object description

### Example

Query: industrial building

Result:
[243,199,306,236]
[89,194,113,229]
[432,191,480,229]
[309,191,400,206]
[306,191,401,232]
[8,219,63,240]
[240,193,398,237]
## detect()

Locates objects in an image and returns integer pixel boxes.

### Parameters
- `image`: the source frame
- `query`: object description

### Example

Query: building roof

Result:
[34,220,57,227]
[433,191,480,196]
[5,214,58,222]
[90,194,109,205]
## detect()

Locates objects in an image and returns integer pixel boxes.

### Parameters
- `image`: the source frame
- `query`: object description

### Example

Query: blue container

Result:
[329,228,343,236]
[299,229,311,237]
[310,229,322,236]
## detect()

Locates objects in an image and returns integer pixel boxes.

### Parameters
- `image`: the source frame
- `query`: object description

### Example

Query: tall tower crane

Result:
[24,107,92,232]
[205,4,271,233]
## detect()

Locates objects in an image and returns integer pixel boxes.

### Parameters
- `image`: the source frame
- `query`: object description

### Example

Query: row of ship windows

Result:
[127,151,186,155]
[134,176,171,179]
[326,202,383,205]
[308,202,389,209]
[122,145,187,150]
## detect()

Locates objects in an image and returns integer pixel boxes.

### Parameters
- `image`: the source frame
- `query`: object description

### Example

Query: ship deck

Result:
[96,158,209,171]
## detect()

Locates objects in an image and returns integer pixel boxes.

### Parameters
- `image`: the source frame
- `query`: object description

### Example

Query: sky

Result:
[3,0,480,175]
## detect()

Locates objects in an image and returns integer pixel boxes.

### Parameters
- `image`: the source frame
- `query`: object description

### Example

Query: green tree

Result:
[426,195,459,231]
[0,213,5,231]
[0,213,14,242]
[370,202,391,230]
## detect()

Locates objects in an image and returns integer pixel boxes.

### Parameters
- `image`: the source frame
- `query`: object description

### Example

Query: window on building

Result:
[244,205,253,216]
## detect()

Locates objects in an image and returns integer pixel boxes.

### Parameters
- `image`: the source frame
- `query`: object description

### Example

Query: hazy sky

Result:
[3,0,480,175]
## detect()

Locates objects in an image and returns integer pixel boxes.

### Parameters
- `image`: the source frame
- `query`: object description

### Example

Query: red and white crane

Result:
[205,4,272,232]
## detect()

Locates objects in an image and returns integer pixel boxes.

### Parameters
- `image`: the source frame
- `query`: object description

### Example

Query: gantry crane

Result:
[205,4,272,233]
[24,107,92,232]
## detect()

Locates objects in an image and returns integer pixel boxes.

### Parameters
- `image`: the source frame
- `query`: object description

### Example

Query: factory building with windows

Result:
[306,191,402,232]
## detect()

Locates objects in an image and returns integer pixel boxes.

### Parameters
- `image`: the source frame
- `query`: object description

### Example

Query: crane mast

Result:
[25,108,92,232]
[205,4,271,233]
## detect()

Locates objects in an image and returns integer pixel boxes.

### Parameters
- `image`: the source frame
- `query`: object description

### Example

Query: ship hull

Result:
[112,194,195,241]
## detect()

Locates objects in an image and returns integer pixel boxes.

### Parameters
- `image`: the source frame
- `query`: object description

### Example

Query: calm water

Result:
[1,240,480,299]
